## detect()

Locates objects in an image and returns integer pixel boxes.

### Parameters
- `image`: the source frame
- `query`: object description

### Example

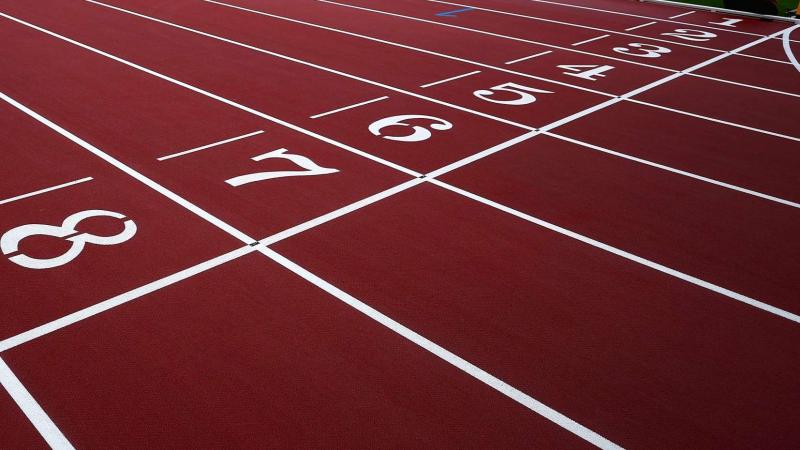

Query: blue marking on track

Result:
[435,7,475,17]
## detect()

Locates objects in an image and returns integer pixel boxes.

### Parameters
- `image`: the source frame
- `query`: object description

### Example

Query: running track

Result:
[0,0,799,448]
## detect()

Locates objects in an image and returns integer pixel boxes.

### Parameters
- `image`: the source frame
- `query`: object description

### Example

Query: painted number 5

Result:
[473,82,553,105]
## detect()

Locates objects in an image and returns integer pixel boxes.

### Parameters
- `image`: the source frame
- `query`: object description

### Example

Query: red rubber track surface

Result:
[0,0,798,449]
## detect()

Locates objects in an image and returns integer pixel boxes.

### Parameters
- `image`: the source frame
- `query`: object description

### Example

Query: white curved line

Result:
[782,25,800,73]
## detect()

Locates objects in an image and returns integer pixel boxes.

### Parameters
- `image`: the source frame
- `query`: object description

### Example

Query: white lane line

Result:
[0,358,74,449]
[691,73,800,98]
[0,177,93,206]
[260,178,424,244]
[427,178,800,324]
[0,91,258,243]
[419,70,481,88]
[629,99,800,142]
[625,21,657,31]
[316,0,679,72]
[82,0,535,132]
[205,1,800,102]
[0,11,420,177]
[157,130,264,161]
[545,131,800,208]
[310,96,388,119]
[524,0,767,37]
[426,0,725,53]
[0,246,254,353]
[782,25,800,73]
[571,34,610,46]
[257,246,622,450]
[203,0,613,97]
[505,50,553,64]
[669,11,695,19]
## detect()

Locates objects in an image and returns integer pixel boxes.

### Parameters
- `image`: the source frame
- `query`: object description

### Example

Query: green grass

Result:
[671,0,798,15]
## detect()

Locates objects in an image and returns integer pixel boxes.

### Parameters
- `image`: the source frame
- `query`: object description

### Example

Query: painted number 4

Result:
[473,82,553,105]
[558,64,615,81]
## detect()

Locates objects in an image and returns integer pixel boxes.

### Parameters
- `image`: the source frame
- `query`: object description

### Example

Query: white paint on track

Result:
[0,358,74,449]
[0,177,93,206]
[157,130,264,161]
[782,25,800,73]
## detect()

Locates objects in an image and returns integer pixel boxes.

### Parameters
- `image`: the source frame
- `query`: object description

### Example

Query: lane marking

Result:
[505,50,553,64]
[1,91,258,244]
[0,246,254,353]
[545,131,800,208]
[260,178,424,244]
[83,0,536,132]
[629,99,800,142]
[625,21,657,31]
[427,0,729,53]
[157,130,264,161]
[782,25,800,73]
[0,358,74,449]
[669,11,695,19]
[0,102,617,449]
[322,0,794,71]
[435,6,474,17]
[257,246,622,450]
[0,177,93,206]
[207,1,800,101]
[690,73,800,98]
[419,70,481,88]
[427,179,800,324]
[309,96,388,119]
[571,34,610,46]
[0,11,421,177]
[204,0,613,97]
[523,0,775,38]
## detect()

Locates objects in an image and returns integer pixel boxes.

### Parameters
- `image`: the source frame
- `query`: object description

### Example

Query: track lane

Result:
[1,252,590,448]
[273,183,800,449]
[0,100,243,339]
[440,134,800,314]
[94,0,610,130]
[0,16,417,238]
[426,0,760,51]
[325,0,732,71]
[208,0,670,95]
[554,101,800,204]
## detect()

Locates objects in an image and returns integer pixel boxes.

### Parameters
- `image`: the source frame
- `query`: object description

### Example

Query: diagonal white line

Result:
[309,96,388,119]
[157,130,264,161]
[420,70,481,88]
[571,34,609,46]
[0,177,93,206]
[0,357,74,449]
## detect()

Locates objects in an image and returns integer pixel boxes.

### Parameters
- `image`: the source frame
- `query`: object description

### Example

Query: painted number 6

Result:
[473,82,553,106]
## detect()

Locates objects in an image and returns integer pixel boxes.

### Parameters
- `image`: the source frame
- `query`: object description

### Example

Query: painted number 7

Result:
[473,82,553,105]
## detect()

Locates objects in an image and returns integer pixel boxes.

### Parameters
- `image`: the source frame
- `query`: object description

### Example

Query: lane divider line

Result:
[0,93,620,449]
[669,11,695,19]
[426,178,800,324]
[256,246,623,450]
[0,177,93,206]
[505,50,553,64]
[0,11,421,177]
[309,96,388,119]
[82,0,536,132]
[0,357,74,449]
[419,70,481,88]
[571,34,610,46]
[157,130,264,161]
[625,21,657,31]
